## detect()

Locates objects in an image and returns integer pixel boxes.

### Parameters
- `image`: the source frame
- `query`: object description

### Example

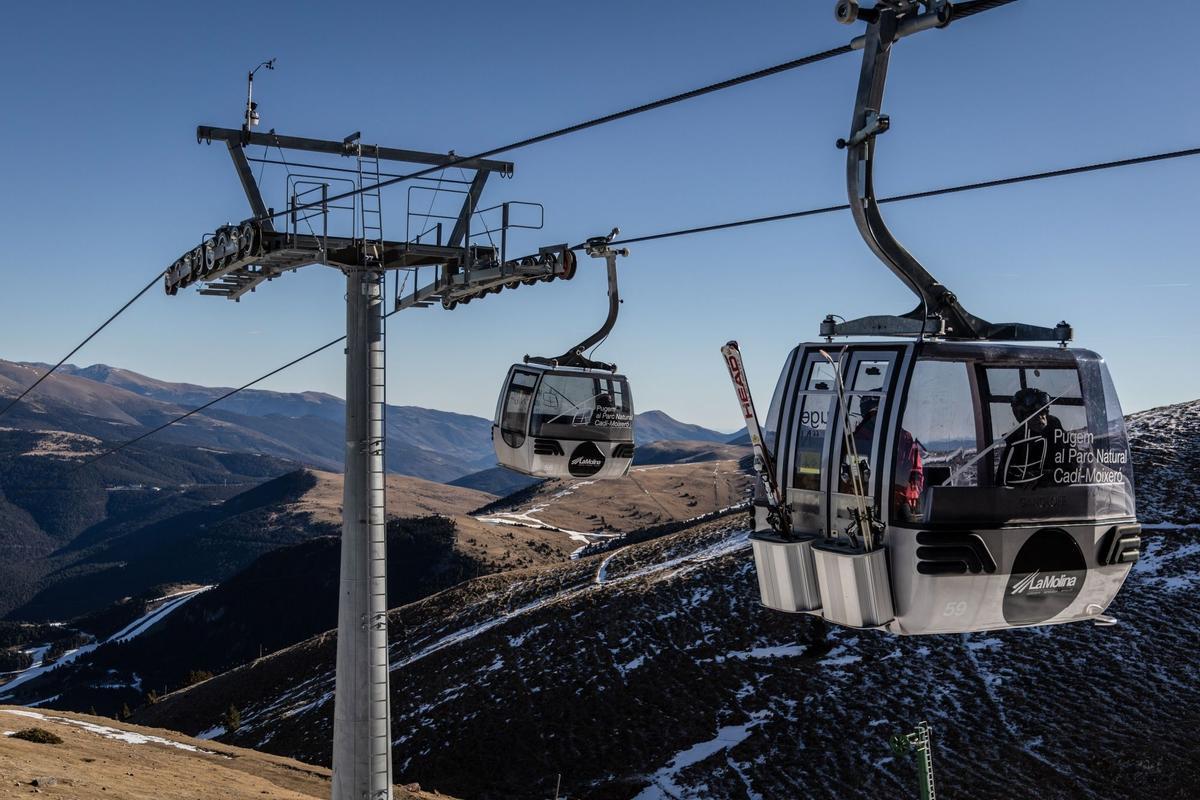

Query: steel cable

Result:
[0,269,167,421]
[57,142,1200,476]
[259,43,857,224]
[0,1,1017,424]
[0,40,866,424]
[602,145,1200,248]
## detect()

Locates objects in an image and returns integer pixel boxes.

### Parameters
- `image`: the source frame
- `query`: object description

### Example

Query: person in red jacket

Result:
[850,394,925,517]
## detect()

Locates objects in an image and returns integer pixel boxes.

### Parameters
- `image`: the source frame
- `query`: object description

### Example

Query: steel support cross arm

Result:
[446,171,490,249]
[225,140,274,231]
[197,126,514,174]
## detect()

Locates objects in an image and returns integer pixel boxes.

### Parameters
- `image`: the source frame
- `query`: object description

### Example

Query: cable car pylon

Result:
[162,72,596,800]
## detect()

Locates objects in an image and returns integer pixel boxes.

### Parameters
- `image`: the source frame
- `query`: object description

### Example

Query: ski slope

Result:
[0,586,211,698]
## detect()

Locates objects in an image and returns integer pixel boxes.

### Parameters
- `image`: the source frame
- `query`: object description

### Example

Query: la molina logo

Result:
[1009,570,1078,596]
[1003,528,1086,625]
[568,441,605,478]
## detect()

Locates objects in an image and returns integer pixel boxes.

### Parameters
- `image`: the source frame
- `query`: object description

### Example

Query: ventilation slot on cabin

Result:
[613,443,635,459]
[533,438,564,456]
[916,531,998,575]
[1098,524,1141,566]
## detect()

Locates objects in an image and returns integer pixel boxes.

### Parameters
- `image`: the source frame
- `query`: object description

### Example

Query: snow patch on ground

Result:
[475,479,622,545]
[717,644,807,662]
[2,709,215,754]
[818,645,861,668]
[633,711,769,799]
[616,655,646,677]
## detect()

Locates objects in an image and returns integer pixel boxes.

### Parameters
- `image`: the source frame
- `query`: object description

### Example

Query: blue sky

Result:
[1,0,1196,431]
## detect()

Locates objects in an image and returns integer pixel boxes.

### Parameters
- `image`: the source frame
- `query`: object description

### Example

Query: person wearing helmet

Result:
[1002,387,1066,487]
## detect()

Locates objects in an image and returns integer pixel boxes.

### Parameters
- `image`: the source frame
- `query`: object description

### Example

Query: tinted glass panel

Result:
[762,350,797,462]
[986,368,1021,396]
[835,358,889,495]
[983,364,1129,501]
[854,360,889,392]
[1028,367,1082,399]
[807,361,837,391]
[501,371,538,448]
[1096,361,1136,513]
[840,394,881,493]
[531,373,634,442]
[792,393,832,491]
[901,358,1135,524]
[895,360,977,520]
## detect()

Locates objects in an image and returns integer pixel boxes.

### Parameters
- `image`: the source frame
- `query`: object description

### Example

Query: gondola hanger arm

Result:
[827,0,1068,343]
[524,228,627,372]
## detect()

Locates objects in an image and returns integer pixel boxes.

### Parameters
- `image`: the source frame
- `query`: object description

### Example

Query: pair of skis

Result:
[721,341,878,549]
[721,341,791,535]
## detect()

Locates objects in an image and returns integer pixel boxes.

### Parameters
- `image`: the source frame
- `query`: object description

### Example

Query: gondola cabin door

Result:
[778,345,910,542]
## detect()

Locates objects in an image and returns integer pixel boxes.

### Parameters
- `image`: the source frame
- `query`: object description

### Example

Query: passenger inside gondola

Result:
[1002,387,1067,488]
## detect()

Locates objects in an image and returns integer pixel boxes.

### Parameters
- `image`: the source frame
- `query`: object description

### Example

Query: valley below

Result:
[1,360,1197,799]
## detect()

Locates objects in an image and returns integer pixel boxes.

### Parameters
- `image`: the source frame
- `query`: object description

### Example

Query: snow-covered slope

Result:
[1127,398,1200,525]
[0,587,209,699]
[140,519,1200,800]
[135,399,1200,799]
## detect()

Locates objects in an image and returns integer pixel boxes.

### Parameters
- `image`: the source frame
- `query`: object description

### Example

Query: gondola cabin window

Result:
[791,359,838,492]
[897,357,1136,524]
[838,359,890,494]
[894,359,978,521]
[530,373,633,443]
[500,370,538,448]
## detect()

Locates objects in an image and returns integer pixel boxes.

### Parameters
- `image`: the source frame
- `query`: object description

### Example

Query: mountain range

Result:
[0,359,735,484]
[0,357,742,618]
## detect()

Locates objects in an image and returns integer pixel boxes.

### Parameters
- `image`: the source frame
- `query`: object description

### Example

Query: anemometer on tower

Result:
[724,0,1141,636]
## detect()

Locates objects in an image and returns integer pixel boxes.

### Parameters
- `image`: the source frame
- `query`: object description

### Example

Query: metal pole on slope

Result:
[332,266,393,800]
[890,720,937,800]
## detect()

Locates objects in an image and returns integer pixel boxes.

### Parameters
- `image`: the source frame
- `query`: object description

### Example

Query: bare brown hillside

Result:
[295,470,578,570]
[474,460,750,540]
[296,469,497,522]
[0,706,455,800]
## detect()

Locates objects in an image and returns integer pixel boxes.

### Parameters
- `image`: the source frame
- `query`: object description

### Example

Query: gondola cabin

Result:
[750,340,1140,634]
[493,364,635,480]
